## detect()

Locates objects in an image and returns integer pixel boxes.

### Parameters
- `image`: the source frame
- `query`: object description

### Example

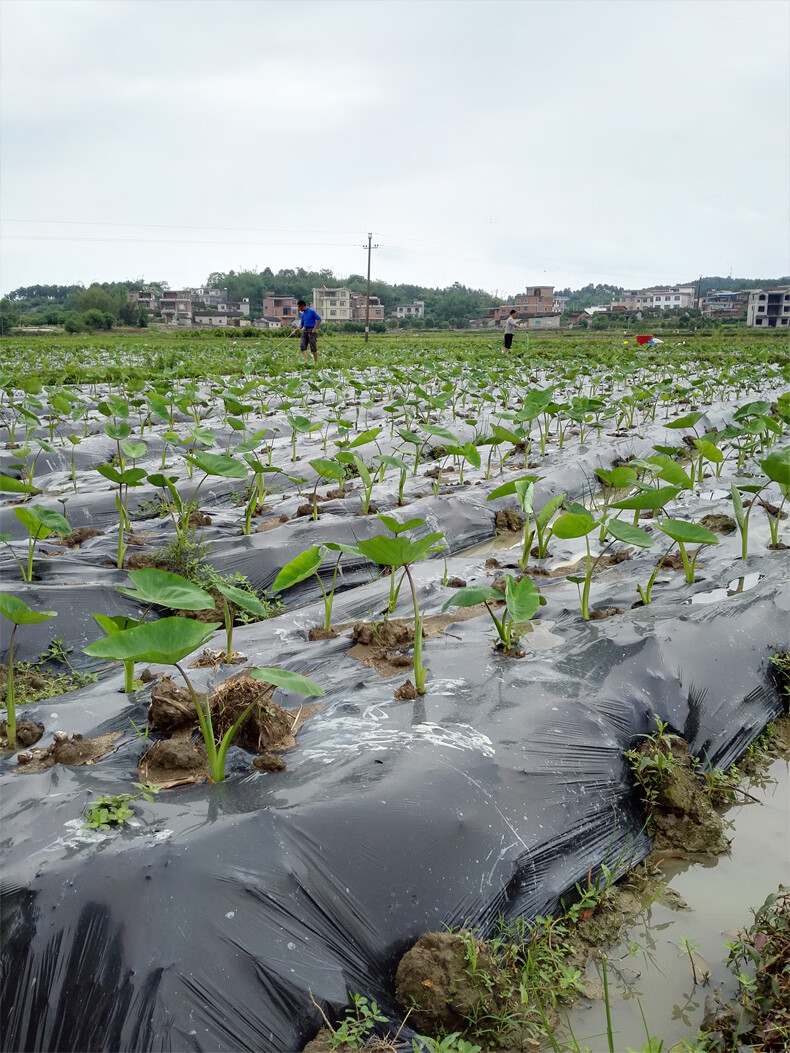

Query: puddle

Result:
[688,572,764,605]
[562,757,790,1049]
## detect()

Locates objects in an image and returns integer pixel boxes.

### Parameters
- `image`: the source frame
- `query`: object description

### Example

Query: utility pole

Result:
[362,232,379,343]
[695,273,702,333]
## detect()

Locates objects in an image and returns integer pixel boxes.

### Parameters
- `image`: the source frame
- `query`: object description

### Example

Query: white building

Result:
[395,300,425,319]
[651,286,696,309]
[552,295,569,314]
[747,287,790,328]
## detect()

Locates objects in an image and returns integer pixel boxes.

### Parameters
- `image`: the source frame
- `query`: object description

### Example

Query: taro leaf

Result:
[731,486,747,532]
[271,546,324,593]
[92,613,142,635]
[516,387,555,421]
[377,514,425,535]
[776,392,790,423]
[345,427,382,449]
[189,427,215,447]
[50,393,72,415]
[552,512,596,539]
[249,667,325,697]
[397,429,423,445]
[324,541,362,557]
[289,415,312,433]
[84,617,221,665]
[147,472,179,492]
[14,506,70,538]
[608,466,639,489]
[104,421,132,441]
[442,585,503,612]
[215,583,269,618]
[606,519,654,547]
[309,458,345,482]
[760,447,790,488]
[356,531,444,568]
[491,424,523,445]
[504,575,541,621]
[693,439,723,464]
[487,475,541,501]
[0,474,38,494]
[733,400,771,421]
[515,479,535,518]
[422,423,460,446]
[116,568,215,611]
[33,437,55,454]
[536,492,566,531]
[374,454,410,474]
[657,519,719,546]
[96,464,147,486]
[666,412,704,429]
[611,486,680,511]
[461,442,481,469]
[121,441,147,461]
[184,452,247,479]
[147,394,171,422]
[0,593,57,625]
[645,456,692,489]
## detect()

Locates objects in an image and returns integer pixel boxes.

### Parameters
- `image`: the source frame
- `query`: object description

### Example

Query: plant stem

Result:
[5,625,18,749]
[123,659,135,694]
[403,564,426,695]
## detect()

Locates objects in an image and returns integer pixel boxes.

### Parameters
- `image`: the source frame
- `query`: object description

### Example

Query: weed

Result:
[83,782,159,830]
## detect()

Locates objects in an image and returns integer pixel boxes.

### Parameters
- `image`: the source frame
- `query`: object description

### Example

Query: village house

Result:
[350,293,385,323]
[746,287,790,328]
[312,287,353,321]
[700,290,749,319]
[394,300,425,319]
[262,293,299,325]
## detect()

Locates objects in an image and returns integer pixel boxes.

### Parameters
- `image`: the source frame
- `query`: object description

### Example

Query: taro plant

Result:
[271,542,361,632]
[94,461,147,568]
[85,617,321,782]
[308,457,347,519]
[377,515,429,614]
[487,476,566,566]
[731,446,790,556]
[374,453,410,505]
[0,593,57,750]
[214,583,272,663]
[356,528,445,695]
[148,451,247,541]
[552,510,654,620]
[0,506,71,581]
[654,518,719,585]
[442,574,545,652]
[93,568,216,691]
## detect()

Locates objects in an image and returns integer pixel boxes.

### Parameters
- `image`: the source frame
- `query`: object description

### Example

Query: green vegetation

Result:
[83,782,160,830]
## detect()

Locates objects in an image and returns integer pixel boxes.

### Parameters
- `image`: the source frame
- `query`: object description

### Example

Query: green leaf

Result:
[0,474,38,494]
[730,485,747,532]
[611,486,680,511]
[345,427,382,448]
[116,568,215,611]
[514,479,534,517]
[104,421,132,441]
[504,575,541,621]
[693,439,723,463]
[356,532,444,568]
[84,617,221,665]
[184,451,247,479]
[608,466,639,489]
[487,475,541,501]
[551,512,596,539]
[374,454,410,474]
[441,585,503,612]
[421,423,460,445]
[606,519,654,547]
[215,583,269,618]
[645,456,692,489]
[0,593,57,625]
[121,441,147,461]
[657,519,719,545]
[461,442,481,469]
[309,458,346,482]
[536,493,566,531]
[271,546,324,592]
[760,447,790,487]
[14,505,70,538]
[733,400,771,421]
[666,411,703,429]
[92,613,141,635]
[377,514,425,535]
[249,667,325,697]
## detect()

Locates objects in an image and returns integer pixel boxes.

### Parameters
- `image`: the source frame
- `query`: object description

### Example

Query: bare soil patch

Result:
[15,731,122,773]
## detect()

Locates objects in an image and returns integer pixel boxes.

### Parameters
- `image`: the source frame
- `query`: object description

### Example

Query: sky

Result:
[1,0,788,298]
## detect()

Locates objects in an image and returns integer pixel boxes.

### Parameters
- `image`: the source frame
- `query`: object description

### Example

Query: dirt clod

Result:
[588,607,625,620]
[140,738,208,784]
[187,510,212,527]
[55,527,104,548]
[394,680,418,700]
[0,720,44,750]
[307,626,339,640]
[495,508,524,533]
[295,503,318,518]
[700,513,736,535]
[253,752,287,772]
[148,677,199,733]
[14,732,122,773]
[395,931,508,1033]
[445,577,467,588]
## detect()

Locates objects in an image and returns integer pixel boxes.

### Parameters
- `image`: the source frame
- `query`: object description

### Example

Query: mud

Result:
[139,738,208,784]
[445,576,467,588]
[495,508,524,534]
[15,731,122,773]
[307,626,340,641]
[700,513,736,534]
[187,510,212,527]
[395,931,508,1033]
[588,607,625,620]
[54,526,105,548]
[0,720,44,750]
[393,680,417,700]
[210,673,322,753]
[348,611,487,680]
[253,752,287,772]
[147,676,201,733]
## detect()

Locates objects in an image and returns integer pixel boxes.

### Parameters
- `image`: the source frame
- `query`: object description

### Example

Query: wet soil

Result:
[495,508,524,534]
[393,680,417,700]
[15,731,122,773]
[53,526,105,548]
[307,626,340,641]
[255,514,290,532]
[588,607,625,620]
[147,676,202,733]
[395,931,509,1033]
[0,720,44,750]
[211,673,322,753]
[347,611,488,680]
[700,513,736,534]
[445,576,467,588]
[187,510,212,527]
[139,737,208,784]
[0,664,62,704]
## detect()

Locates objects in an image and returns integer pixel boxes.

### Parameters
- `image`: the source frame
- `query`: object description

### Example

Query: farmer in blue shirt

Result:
[291,299,321,362]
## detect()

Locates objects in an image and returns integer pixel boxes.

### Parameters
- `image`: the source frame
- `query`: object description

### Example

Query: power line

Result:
[1,218,368,236]
[2,235,358,248]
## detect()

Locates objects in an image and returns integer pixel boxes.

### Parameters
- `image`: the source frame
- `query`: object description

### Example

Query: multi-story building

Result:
[620,290,656,311]
[262,293,299,324]
[552,295,569,314]
[394,300,425,319]
[650,286,696,310]
[159,291,193,326]
[747,287,790,328]
[312,287,353,321]
[513,285,554,315]
[350,293,385,323]
[134,290,159,313]
[700,290,749,319]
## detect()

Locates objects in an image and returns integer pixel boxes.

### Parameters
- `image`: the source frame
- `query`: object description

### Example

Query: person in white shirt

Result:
[503,309,519,350]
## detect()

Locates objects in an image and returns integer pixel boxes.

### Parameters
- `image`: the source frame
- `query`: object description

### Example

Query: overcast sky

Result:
[1,0,788,297]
